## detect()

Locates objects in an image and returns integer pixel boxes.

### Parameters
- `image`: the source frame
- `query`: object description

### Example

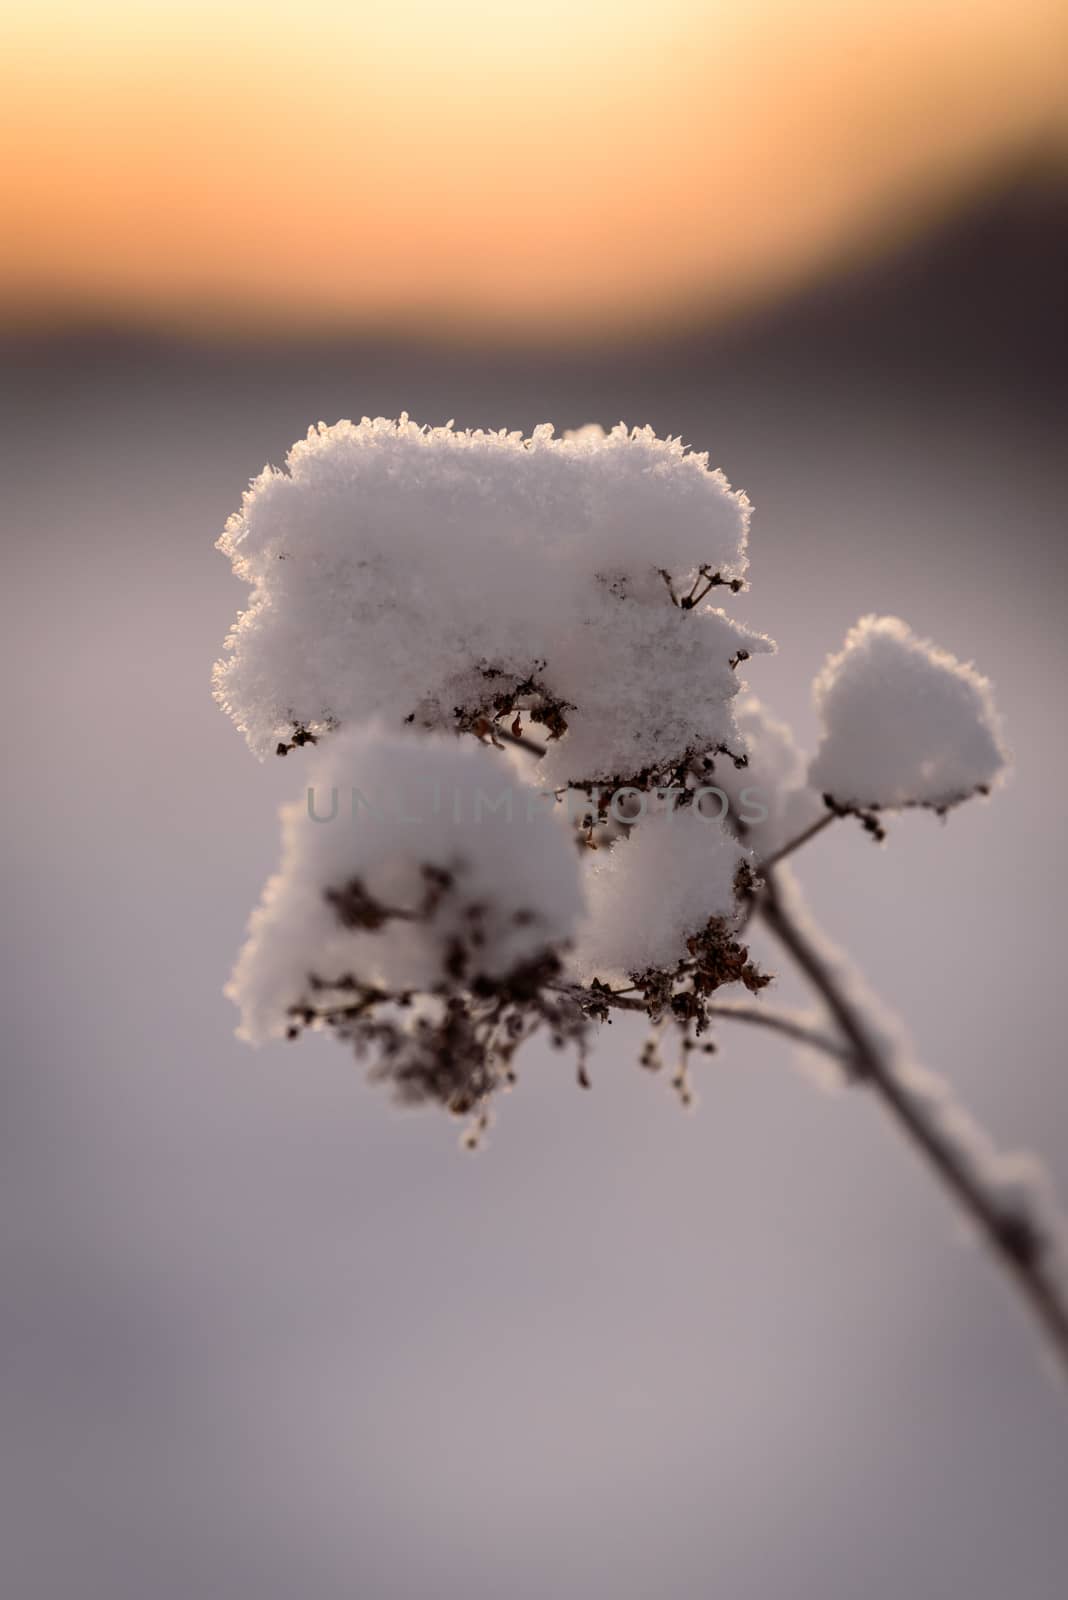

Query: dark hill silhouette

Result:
[698,167,1067,390]
[2,168,1064,426]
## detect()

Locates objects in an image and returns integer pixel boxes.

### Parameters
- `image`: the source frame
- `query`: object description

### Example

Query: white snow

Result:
[228,726,584,1043]
[214,417,766,783]
[571,807,749,982]
[535,600,769,787]
[808,615,1008,811]
[715,696,824,859]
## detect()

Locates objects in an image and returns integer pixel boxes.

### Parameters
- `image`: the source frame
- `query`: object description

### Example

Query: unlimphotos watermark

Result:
[304,782,769,827]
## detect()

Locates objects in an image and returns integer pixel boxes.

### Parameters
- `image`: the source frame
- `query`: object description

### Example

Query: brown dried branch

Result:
[551,981,848,1063]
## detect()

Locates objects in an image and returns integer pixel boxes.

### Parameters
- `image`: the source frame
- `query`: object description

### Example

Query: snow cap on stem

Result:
[571,807,750,982]
[808,615,1008,813]
[229,725,583,1044]
[213,416,765,784]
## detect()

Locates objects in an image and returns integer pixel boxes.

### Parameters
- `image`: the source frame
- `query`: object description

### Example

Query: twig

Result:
[657,568,680,607]
[487,723,547,759]
[702,1000,849,1062]
[758,868,1068,1381]
[549,982,647,1013]
[550,983,849,1061]
[758,810,836,873]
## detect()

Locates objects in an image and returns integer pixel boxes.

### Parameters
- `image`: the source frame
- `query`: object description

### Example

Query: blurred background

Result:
[2,3,1067,1597]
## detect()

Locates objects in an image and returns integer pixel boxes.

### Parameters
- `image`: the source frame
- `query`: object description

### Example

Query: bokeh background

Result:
[3,4,1067,1597]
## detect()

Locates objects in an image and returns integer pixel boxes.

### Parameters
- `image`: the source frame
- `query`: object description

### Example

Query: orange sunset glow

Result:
[3,0,1067,337]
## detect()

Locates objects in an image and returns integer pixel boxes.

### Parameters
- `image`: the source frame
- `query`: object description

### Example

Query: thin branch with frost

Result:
[758,809,836,872]
[757,866,1068,1378]
[701,997,850,1062]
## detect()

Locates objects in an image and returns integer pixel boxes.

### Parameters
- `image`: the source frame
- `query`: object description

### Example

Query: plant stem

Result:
[551,983,848,1061]
[702,1000,849,1062]
[490,723,547,758]
[758,869,1068,1381]
[759,810,835,873]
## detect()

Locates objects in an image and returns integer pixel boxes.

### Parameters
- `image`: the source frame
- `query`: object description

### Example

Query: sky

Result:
[3,0,1067,334]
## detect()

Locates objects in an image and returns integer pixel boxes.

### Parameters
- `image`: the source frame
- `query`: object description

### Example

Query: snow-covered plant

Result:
[229,726,586,1134]
[216,416,1067,1376]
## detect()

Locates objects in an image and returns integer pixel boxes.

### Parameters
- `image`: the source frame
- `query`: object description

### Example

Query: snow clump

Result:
[214,417,768,785]
[809,616,1008,813]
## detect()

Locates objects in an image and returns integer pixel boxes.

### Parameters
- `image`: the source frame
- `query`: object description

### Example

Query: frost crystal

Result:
[213,417,767,784]
[809,615,1008,813]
